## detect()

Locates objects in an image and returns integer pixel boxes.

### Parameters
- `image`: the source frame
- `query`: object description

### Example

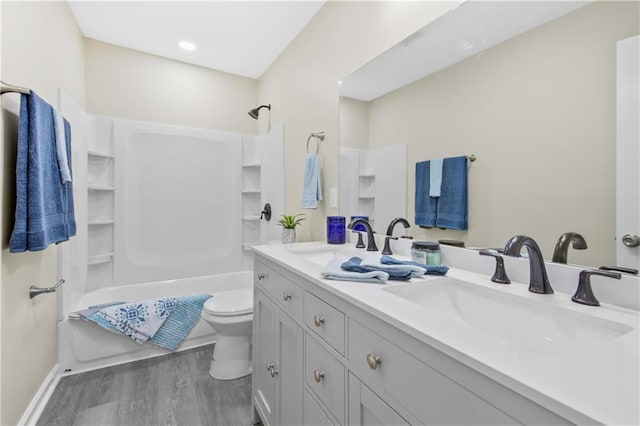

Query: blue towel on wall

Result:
[415,161,437,227]
[380,255,449,275]
[341,257,412,281]
[9,92,76,252]
[429,158,443,197]
[436,156,468,230]
[302,153,322,208]
[77,294,212,351]
[321,259,389,284]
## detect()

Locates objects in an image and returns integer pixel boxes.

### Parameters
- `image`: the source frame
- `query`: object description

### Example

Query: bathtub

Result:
[58,271,253,375]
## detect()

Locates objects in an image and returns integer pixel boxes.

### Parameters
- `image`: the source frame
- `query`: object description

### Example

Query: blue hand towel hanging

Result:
[302,152,322,209]
[415,160,437,227]
[9,92,76,252]
[436,156,468,230]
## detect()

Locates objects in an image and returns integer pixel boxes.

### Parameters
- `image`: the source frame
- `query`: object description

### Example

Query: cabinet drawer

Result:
[348,319,516,425]
[304,390,335,426]
[305,335,345,425]
[304,292,345,355]
[255,261,303,320]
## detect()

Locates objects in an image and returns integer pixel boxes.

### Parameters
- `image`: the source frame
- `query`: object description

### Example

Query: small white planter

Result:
[281,228,296,244]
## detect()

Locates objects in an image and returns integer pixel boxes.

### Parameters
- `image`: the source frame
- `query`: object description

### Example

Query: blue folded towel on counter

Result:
[302,153,322,208]
[322,259,389,283]
[9,92,76,252]
[361,257,426,278]
[342,257,412,281]
[381,255,449,275]
[73,294,212,351]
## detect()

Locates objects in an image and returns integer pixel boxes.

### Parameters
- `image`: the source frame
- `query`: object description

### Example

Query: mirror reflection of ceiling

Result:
[339,1,590,101]
[338,0,639,269]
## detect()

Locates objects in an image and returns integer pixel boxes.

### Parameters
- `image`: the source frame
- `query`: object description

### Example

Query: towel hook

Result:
[306,131,325,154]
[29,279,65,299]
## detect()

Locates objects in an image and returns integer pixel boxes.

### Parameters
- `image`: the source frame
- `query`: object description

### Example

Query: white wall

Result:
[258,1,459,241]
[367,1,639,268]
[85,39,258,135]
[0,2,85,424]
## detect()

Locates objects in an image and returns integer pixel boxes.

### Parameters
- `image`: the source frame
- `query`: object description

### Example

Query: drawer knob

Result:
[313,370,325,382]
[283,292,292,301]
[257,273,266,280]
[313,315,325,327]
[366,354,381,370]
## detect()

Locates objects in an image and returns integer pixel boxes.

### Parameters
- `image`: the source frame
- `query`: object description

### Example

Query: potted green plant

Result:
[277,214,305,244]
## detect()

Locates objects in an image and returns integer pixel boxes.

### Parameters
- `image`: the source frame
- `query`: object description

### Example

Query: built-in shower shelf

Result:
[358,195,375,200]
[242,215,261,221]
[88,185,115,191]
[242,163,261,169]
[359,173,375,178]
[88,150,114,159]
[241,189,261,194]
[88,219,114,225]
[88,253,114,265]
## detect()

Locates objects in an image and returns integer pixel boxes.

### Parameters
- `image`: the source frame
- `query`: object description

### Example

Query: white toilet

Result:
[201,287,253,380]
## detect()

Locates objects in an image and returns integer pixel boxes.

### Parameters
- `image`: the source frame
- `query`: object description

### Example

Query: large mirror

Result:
[339,0,639,268]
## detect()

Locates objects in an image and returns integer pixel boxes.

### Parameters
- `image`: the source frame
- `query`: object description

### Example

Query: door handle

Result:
[622,234,640,248]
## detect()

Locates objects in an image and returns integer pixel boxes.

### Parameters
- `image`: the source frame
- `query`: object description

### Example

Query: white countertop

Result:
[253,241,640,425]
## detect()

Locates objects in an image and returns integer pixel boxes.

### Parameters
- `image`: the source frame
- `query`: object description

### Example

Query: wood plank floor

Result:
[38,344,254,426]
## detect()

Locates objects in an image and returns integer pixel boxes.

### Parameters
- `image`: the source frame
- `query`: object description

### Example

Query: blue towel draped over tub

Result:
[9,92,76,252]
[72,294,212,351]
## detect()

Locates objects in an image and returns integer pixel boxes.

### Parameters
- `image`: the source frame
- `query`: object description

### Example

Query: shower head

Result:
[248,104,271,119]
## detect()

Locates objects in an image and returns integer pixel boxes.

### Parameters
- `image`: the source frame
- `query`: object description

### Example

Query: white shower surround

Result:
[57,93,284,373]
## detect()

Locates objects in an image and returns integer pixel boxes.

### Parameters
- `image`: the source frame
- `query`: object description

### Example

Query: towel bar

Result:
[30,279,64,299]
[0,80,31,95]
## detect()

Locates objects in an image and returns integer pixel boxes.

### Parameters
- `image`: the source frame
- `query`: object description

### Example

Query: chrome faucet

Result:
[503,235,553,294]
[347,218,378,251]
[382,217,411,255]
[552,232,587,264]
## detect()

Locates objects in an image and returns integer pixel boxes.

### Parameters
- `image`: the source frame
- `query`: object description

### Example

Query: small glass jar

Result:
[411,241,441,265]
[326,216,346,244]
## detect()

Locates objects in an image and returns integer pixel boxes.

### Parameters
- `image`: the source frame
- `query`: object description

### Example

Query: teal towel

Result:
[302,153,322,208]
[322,259,388,283]
[9,92,76,252]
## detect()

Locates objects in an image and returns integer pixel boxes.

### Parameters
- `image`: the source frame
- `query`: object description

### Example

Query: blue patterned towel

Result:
[76,294,212,351]
[94,297,179,343]
[321,259,389,284]
[342,257,412,281]
[380,255,449,275]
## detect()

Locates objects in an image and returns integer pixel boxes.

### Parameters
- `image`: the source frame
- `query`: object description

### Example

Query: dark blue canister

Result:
[327,216,346,244]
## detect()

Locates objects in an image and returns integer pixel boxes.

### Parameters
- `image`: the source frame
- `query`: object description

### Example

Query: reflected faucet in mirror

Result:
[552,232,587,264]
[347,218,378,251]
[382,217,411,255]
[503,235,553,294]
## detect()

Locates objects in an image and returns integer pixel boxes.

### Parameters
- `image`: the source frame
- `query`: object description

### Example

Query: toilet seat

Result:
[204,288,253,317]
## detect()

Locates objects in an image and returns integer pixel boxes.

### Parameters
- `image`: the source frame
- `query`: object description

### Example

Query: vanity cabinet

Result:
[252,254,572,426]
[253,289,304,426]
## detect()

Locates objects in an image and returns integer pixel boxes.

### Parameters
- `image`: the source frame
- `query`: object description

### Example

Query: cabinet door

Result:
[276,310,304,426]
[254,290,278,426]
[348,374,409,426]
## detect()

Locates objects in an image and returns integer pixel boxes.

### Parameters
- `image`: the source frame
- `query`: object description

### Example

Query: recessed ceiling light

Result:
[178,40,196,51]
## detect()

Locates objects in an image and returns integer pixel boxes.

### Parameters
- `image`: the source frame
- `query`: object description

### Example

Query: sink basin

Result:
[384,278,633,358]
[285,245,359,267]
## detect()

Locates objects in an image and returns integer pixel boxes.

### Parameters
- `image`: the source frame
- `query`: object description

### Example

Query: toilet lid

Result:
[204,288,253,317]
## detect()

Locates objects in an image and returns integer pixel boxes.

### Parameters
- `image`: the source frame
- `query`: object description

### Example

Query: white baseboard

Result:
[18,364,61,426]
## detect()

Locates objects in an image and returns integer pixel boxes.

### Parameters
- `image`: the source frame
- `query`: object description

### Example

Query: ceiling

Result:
[68,1,325,79]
